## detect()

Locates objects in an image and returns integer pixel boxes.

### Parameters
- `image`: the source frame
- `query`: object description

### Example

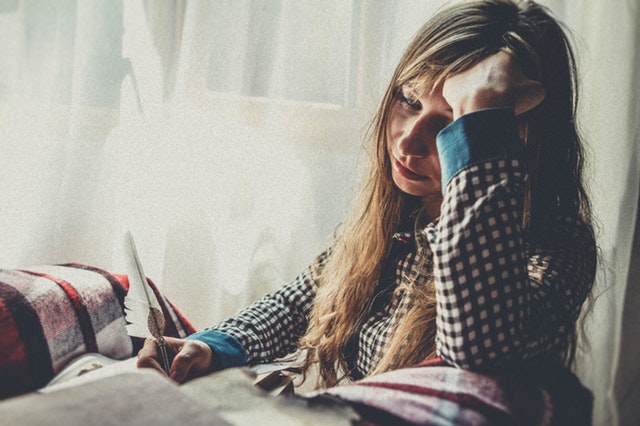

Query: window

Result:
[204,0,359,107]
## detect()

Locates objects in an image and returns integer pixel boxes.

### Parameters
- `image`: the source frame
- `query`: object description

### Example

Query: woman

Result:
[138,0,596,390]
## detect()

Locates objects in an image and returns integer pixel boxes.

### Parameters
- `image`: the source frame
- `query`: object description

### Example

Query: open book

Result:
[43,352,302,396]
[2,354,356,426]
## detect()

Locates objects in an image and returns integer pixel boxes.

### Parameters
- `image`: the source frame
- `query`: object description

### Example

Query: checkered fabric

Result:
[210,157,596,379]
[210,254,325,365]
[428,158,596,369]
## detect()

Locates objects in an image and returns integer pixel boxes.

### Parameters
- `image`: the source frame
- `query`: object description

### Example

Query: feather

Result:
[123,231,170,373]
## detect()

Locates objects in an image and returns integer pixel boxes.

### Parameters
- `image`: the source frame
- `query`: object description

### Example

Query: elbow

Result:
[436,327,529,371]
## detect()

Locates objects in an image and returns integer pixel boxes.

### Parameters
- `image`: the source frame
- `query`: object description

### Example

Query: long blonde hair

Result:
[299,0,592,388]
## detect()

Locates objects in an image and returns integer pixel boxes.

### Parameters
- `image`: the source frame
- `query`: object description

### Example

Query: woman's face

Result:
[387,81,452,210]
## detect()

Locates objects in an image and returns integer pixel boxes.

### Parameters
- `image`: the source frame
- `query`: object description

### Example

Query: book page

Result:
[2,370,231,426]
[42,355,139,393]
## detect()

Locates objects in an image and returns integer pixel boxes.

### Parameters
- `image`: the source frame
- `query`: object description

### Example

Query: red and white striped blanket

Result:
[0,263,195,400]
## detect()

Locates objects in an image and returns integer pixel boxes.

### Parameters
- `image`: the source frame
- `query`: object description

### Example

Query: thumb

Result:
[169,346,198,383]
[514,80,546,115]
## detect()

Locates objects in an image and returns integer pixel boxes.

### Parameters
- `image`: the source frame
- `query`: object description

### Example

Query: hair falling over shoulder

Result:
[298,0,594,388]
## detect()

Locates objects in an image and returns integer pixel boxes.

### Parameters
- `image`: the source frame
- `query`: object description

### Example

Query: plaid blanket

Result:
[317,358,592,426]
[0,263,195,400]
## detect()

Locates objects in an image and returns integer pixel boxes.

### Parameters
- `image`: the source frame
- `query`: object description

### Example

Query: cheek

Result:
[386,126,399,160]
[429,153,442,180]
[386,121,399,149]
[433,159,442,181]
[431,149,441,168]
[386,106,407,144]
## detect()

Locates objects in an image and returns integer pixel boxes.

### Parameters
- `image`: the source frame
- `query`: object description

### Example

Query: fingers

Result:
[496,51,546,114]
[136,337,213,384]
[442,51,546,118]
[169,340,213,383]
[513,80,546,115]
[137,337,165,374]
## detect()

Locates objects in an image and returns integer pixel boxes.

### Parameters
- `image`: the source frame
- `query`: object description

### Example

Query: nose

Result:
[396,114,440,158]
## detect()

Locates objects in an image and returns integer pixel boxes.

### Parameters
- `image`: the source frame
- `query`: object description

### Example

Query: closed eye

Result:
[393,87,421,111]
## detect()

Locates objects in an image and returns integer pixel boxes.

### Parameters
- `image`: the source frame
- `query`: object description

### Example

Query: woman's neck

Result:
[400,194,441,230]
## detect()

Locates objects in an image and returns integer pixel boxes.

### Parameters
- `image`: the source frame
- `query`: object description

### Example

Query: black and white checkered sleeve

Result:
[207,250,329,365]
[427,158,596,369]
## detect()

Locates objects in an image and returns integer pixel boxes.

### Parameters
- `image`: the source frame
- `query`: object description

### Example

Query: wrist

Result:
[186,329,248,371]
[437,107,522,191]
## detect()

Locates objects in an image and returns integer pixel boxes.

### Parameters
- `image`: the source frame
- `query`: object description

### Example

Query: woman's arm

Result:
[137,251,327,382]
[428,108,596,370]
[429,53,595,369]
[190,250,329,366]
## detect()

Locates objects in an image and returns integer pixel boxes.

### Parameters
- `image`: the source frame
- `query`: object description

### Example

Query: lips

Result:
[393,157,428,181]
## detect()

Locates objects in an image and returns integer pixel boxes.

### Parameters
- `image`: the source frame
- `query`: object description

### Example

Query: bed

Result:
[0,263,592,425]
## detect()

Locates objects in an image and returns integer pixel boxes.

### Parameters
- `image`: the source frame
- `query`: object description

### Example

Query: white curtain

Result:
[1,0,638,424]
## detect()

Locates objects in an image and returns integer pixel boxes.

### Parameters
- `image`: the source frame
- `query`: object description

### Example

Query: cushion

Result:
[317,358,593,425]
[0,263,195,400]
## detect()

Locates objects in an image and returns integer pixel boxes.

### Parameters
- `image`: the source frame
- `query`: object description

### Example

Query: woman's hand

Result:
[442,51,546,119]
[137,336,213,383]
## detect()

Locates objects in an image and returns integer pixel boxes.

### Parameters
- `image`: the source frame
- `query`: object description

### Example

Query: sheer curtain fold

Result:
[0,0,125,267]
[142,0,186,101]
[1,1,638,424]
[562,1,640,424]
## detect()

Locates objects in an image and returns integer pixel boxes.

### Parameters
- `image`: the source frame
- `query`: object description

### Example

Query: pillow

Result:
[316,358,593,425]
[0,263,195,400]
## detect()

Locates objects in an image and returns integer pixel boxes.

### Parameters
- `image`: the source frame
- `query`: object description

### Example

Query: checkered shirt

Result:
[209,157,596,378]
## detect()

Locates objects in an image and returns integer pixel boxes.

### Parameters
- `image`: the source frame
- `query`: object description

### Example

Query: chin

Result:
[395,181,438,198]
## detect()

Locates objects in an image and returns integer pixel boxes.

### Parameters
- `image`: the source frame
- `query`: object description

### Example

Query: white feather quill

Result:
[123,231,170,373]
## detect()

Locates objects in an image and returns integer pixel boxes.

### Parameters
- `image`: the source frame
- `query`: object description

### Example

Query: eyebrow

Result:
[401,81,423,96]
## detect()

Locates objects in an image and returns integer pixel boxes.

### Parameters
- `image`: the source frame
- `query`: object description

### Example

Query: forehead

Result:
[399,77,445,99]
[396,80,428,100]
[396,67,444,96]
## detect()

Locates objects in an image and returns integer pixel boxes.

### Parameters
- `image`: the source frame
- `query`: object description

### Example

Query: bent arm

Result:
[187,251,328,368]
[428,108,596,370]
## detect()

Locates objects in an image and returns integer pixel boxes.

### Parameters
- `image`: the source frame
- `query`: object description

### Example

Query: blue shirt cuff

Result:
[186,330,248,371]
[436,107,523,193]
